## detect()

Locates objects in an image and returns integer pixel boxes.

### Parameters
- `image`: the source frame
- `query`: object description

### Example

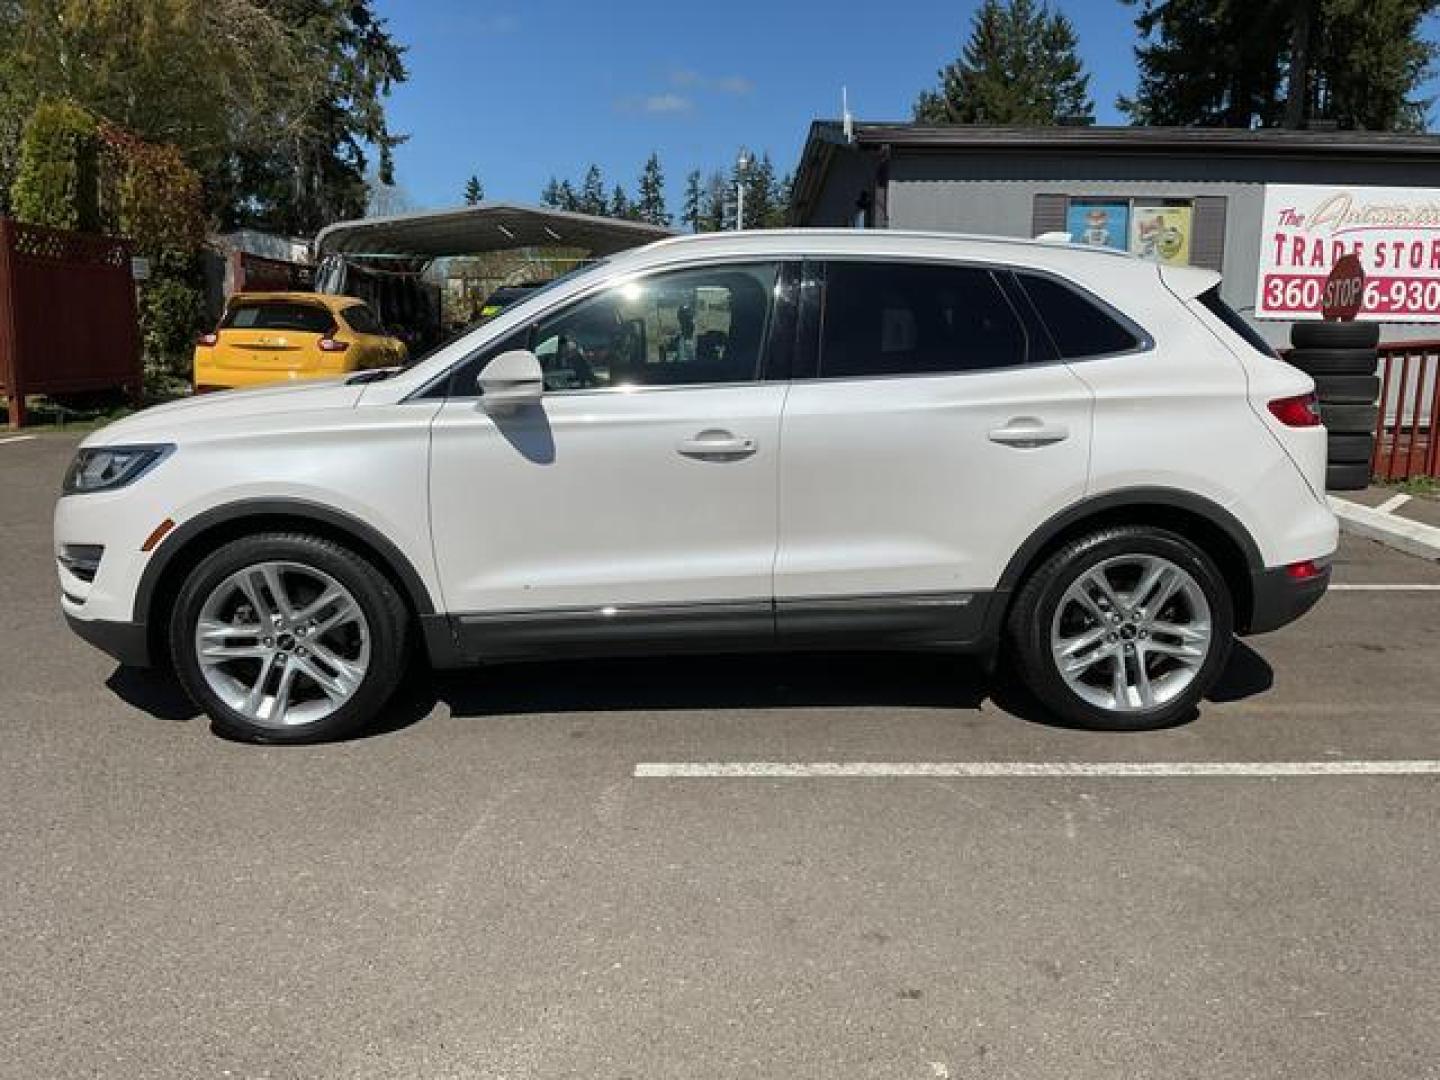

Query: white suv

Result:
[56,230,1337,741]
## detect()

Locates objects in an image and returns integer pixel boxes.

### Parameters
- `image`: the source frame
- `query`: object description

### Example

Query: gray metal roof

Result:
[314,202,675,259]
[810,120,1440,156]
[791,119,1440,225]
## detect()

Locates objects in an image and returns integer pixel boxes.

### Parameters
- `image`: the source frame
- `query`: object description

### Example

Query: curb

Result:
[1329,496,1440,562]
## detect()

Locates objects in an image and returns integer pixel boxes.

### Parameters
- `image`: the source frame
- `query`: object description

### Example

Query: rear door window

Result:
[223,302,334,334]
[1016,273,1142,359]
[818,262,1027,378]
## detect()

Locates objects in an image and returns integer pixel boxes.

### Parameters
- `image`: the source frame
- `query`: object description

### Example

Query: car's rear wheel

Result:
[1005,526,1234,730]
[170,533,408,743]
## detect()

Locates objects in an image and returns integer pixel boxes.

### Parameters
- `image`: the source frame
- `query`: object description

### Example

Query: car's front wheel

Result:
[169,533,408,742]
[1005,526,1234,730]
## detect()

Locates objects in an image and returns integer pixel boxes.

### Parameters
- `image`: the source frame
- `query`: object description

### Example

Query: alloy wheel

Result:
[193,560,371,729]
[1048,554,1212,713]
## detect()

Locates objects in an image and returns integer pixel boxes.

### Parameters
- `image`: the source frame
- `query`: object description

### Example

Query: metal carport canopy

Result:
[313,202,676,259]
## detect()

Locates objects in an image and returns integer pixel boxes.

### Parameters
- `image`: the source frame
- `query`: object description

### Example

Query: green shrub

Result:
[10,100,101,231]
[139,272,206,392]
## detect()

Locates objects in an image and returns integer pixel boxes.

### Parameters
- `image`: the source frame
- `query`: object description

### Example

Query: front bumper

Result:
[1242,563,1331,635]
[64,613,151,667]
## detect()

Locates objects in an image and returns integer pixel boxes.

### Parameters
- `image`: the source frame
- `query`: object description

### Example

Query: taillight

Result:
[318,337,349,353]
[196,332,218,348]
[1286,559,1323,581]
[1268,392,1322,428]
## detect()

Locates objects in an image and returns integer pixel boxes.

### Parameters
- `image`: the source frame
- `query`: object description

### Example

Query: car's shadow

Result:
[105,640,1276,742]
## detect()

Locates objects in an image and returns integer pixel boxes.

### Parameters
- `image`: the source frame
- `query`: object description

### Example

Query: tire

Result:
[1004,525,1234,731]
[1285,347,1378,376]
[1326,461,1371,491]
[1320,403,1379,434]
[169,532,409,743]
[1312,374,1380,405]
[1327,433,1374,464]
[1290,321,1380,349]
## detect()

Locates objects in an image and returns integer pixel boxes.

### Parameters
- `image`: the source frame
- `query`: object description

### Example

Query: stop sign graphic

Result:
[1321,254,1366,321]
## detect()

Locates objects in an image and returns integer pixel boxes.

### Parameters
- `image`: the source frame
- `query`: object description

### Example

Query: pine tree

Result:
[1120,0,1438,130]
[464,174,484,205]
[635,152,671,226]
[557,179,578,212]
[608,183,631,220]
[774,172,793,227]
[701,171,728,232]
[540,176,562,207]
[914,0,1093,124]
[1119,0,1289,126]
[681,169,703,232]
[579,164,606,216]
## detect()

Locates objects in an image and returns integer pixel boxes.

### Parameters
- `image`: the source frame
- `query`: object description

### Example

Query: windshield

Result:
[400,259,610,369]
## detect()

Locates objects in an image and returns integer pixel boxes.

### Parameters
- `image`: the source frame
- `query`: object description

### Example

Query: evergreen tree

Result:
[914,0,1093,124]
[635,152,671,226]
[775,172,793,227]
[608,183,631,219]
[681,169,703,232]
[540,176,562,207]
[701,171,728,232]
[1121,0,1438,130]
[464,173,483,205]
[1119,0,1290,126]
[557,178,578,212]
[579,164,606,215]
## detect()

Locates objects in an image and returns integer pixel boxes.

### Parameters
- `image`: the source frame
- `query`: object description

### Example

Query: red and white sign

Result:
[1256,184,1440,323]
[1321,254,1365,321]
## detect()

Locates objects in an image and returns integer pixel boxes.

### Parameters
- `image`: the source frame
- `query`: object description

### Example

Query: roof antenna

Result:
[842,86,854,143]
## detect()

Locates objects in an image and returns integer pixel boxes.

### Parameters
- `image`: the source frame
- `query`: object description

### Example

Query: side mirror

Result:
[477,349,543,414]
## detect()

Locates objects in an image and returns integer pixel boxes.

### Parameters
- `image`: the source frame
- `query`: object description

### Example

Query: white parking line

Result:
[1329,583,1440,591]
[0,434,36,446]
[1375,493,1412,514]
[634,761,1440,779]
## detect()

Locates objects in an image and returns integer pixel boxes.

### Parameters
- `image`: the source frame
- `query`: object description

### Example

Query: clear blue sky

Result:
[373,0,1440,213]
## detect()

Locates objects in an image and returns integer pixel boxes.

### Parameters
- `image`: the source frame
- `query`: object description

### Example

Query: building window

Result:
[1063,197,1196,267]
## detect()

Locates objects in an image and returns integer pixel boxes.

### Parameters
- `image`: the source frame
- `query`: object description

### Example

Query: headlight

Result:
[62,444,174,495]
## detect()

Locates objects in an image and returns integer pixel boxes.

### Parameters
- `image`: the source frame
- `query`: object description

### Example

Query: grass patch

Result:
[1384,476,1440,499]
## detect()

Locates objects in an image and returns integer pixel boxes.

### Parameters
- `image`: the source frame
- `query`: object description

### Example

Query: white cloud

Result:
[714,75,754,95]
[667,69,754,95]
[616,93,694,115]
[642,93,693,114]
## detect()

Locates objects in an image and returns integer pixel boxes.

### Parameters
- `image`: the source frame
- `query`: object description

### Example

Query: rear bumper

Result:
[64,612,151,667]
[1242,564,1331,636]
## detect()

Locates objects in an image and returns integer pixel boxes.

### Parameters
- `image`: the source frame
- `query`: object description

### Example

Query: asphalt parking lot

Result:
[4,432,1440,1080]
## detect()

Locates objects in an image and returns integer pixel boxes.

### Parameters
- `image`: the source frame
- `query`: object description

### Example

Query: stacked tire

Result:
[1286,321,1380,491]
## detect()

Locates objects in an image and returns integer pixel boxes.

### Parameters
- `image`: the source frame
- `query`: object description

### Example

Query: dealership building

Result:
[789,123,1440,344]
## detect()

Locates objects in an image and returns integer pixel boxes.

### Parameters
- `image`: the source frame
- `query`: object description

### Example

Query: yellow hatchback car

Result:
[194,293,407,392]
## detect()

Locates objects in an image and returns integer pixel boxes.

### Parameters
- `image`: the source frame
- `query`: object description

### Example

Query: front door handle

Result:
[677,430,757,459]
[988,418,1070,448]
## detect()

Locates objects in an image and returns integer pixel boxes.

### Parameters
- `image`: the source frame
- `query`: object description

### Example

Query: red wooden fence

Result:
[0,218,142,428]
[1373,340,1440,482]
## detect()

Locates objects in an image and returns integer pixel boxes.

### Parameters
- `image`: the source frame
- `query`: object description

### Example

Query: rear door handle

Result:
[987,419,1070,448]
[677,430,757,459]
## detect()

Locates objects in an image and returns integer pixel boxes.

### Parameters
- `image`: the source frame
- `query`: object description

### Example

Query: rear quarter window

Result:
[1017,273,1142,359]
[1197,287,1279,358]
[342,304,384,335]
[223,302,334,334]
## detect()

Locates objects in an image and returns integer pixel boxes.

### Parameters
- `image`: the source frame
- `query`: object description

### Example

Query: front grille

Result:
[58,544,104,583]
